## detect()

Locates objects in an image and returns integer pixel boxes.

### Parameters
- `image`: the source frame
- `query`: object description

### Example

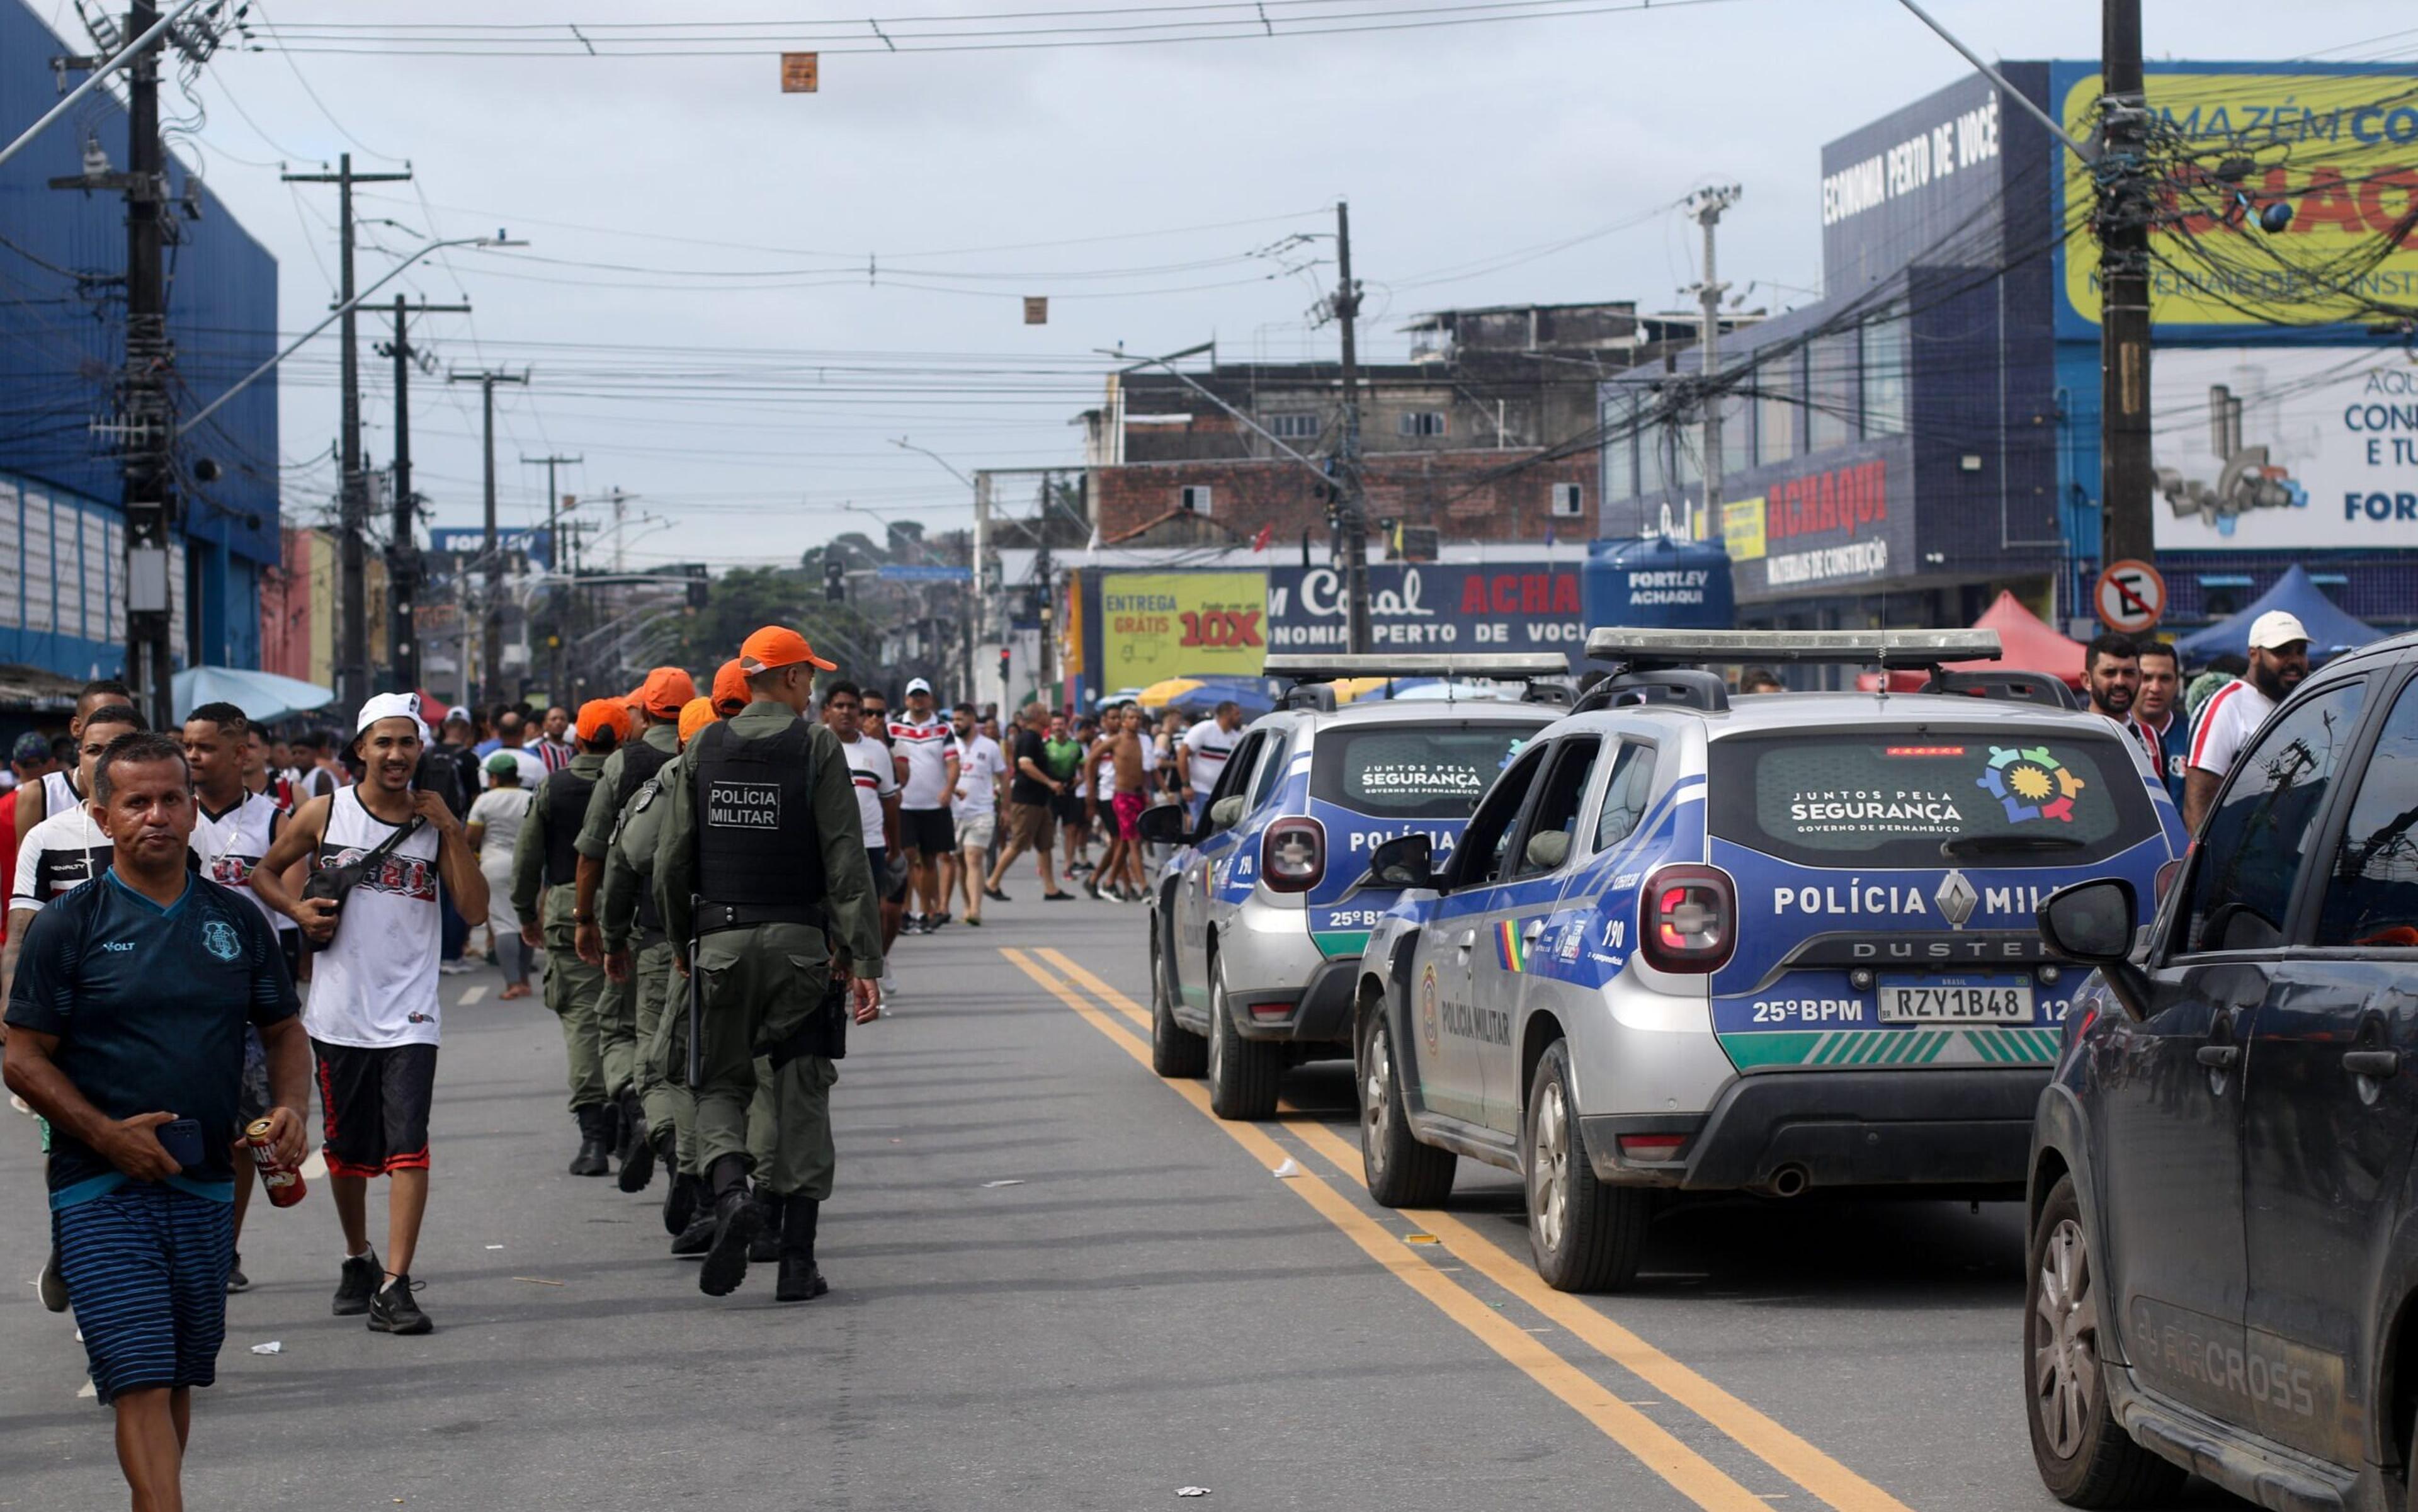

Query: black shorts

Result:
[1051,790,1087,826]
[900,807,956,856]
[866,846,909,904]
[313,1041,438,1179]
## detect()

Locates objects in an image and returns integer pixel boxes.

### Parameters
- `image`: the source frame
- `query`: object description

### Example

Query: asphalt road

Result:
[1,885,2244,1511]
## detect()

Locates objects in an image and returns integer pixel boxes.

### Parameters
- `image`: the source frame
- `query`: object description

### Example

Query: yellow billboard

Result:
[1097,572,1267,686]
[1722,496,1768,562]
[2060,67,2418,328]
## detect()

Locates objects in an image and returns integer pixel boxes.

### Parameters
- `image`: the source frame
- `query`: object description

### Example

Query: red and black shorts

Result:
[313,1041,438,1178]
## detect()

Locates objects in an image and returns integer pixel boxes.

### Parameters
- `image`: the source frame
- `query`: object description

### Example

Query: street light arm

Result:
[890,436,973,489]
[1891,0,2096,164]
[0,0,217,174]
[177,236,525,439]
[1097,343,1330,482]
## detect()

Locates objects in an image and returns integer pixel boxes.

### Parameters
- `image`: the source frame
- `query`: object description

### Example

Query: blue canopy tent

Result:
[170,666,336,724]
[2176,566,2381,664]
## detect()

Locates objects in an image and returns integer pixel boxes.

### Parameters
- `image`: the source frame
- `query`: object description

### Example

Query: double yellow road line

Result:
[1001,945,1915,1512]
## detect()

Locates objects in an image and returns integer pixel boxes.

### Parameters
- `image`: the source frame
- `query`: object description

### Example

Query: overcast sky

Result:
[116,0,2415,569]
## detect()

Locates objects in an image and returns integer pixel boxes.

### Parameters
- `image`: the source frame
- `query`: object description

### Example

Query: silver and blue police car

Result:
[1350,629,2189,1292]
[1138,654,1569,1121]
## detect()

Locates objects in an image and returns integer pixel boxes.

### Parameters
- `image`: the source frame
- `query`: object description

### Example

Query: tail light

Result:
[2155,845,2190,906]
[1617,1133,1688,1161]
[1261,816,1325,894]
[1640,863,1736,974]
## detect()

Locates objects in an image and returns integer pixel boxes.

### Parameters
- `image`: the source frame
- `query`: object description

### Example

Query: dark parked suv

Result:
[2029,628,2418,1511]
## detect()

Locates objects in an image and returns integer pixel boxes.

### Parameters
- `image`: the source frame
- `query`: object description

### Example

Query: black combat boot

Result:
[662,1145,699,1237]
[568,1106,611,1176]
[697,1155,763,1297]
[613,1088,645,1170]
[749,1187,784,1263]
[669,1198,717,1256]
[617,1104,661,1194]
[775,1198,827,1303]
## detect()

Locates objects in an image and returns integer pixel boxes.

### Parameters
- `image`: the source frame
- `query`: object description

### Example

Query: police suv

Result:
[1351,629,2187,1292]
[1138,654,1567,1122]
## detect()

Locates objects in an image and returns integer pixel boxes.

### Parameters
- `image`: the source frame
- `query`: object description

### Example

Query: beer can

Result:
[243,1117,309,1208]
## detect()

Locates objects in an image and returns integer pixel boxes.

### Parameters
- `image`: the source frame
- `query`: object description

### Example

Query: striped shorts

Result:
[55,1183,234,1406]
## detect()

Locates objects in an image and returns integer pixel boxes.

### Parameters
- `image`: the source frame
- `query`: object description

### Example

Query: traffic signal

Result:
[824,558,846,603]
[997,647,1011,685]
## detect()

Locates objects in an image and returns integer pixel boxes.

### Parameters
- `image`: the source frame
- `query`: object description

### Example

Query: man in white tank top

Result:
[253,694,487,1337]
[9,679,133,850]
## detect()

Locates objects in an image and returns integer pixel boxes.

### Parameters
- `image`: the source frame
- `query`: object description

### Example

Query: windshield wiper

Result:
[1941,834,2086,857]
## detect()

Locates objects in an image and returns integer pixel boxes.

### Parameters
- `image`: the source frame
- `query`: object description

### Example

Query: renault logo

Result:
[1934,869,1978,929]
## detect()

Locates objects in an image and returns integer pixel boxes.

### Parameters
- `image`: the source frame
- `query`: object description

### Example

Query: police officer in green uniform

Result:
[601,695,712,1231]
[573,669,695,1167]
[655,627,881,1302]
[511,700,630,1176]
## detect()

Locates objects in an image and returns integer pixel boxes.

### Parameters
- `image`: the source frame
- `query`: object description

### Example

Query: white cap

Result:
[355,691,431,744]
[2247,610,2311,651]
[905,677,933,696]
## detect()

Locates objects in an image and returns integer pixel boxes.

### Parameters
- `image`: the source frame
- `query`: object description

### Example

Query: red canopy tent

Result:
[1858,591,2087,691]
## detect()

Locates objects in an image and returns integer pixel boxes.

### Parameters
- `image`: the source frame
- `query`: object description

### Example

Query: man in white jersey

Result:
[948,702,1009,926]
[821,681,907,957]
[1178,701,1244,826]
[2184,610,2313,833]
[9,679,133,849]
[888,678,959,935]
[253,693,487,1336]
[5,703,147,1003]
[182,702,292,1292]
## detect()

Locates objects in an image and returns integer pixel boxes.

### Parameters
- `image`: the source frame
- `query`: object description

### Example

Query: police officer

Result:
[573,667,696,1168]
[600,696,715,1222]
[511,699,631,1175]
[655,627,882,1302]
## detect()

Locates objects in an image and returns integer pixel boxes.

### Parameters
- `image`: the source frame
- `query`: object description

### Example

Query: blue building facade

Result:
[1604,60,2418,642]
[0,0,280,680]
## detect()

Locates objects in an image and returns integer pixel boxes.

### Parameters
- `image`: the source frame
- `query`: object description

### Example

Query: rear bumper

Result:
[1577,1068,2046,1195]
[1227,958,1358,1045]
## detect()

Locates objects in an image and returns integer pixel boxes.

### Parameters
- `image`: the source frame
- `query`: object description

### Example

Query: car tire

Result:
[1524,1040,1647,1293]
[2027,1174,2183,1508]
[1149,915,1206,1079]
[1361,1012,1454,1208]
[1205,956,1281,1121]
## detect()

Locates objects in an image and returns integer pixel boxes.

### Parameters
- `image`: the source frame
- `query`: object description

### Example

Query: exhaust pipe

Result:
[1762,1164,1810,1199]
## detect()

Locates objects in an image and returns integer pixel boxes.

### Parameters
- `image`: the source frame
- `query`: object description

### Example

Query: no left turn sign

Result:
[2094,559,2167,634]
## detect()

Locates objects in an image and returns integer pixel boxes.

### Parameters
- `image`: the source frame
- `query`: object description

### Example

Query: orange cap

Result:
[711,658,749,713]
[637,666,696,717]
[676,696,717,746]
[575,698,633,744]
[739,625,836,676]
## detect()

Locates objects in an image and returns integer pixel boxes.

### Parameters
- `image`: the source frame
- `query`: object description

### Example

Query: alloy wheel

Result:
[1363,1025,1393,1182]
[2034,1217,2101,1460]
[1531,1079,1570,1253]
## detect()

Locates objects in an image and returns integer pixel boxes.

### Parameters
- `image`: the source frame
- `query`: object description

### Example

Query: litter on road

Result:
[1269,1158,1304,1178]
[980,1179,1024,1188]
[249,1341,282,1356]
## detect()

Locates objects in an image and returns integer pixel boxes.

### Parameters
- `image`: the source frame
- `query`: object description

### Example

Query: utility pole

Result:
[1330,200,1370,655]
[118,1,172,726]
[1686,185,1743,544]
[2096,0,2154,568]
[448,368,527,707]
[378,295,470,693]
[521,453,580,701]
[284,154,413,712]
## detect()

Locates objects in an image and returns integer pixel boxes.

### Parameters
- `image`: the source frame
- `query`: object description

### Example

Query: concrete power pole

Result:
[283,154,412,712]
[1331,200,1371,655]
[116,2,172,726]
[448,368,527,707]
[378,295,469,693]
[1686,185,1742,544]
[2096,0,2154,568]
[521,453,580,702]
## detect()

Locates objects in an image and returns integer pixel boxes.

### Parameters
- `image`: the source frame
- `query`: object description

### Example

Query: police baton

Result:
[684,893,705,1090]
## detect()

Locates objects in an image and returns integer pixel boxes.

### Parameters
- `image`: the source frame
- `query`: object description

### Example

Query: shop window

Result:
[1808,332,1855,452]
[1604,424,1635,503]
[1862,317,1907,437]
[1757,353,1797,467]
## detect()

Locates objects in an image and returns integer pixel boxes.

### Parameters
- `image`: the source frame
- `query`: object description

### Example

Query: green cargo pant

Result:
[599,965,639,1103]
[657,960,779,1179]
[633,937,688,1149]
[691,921,839,1201]
[542,887,610,1112]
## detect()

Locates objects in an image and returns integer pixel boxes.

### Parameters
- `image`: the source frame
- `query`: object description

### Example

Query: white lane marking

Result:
[458,985,488,1005]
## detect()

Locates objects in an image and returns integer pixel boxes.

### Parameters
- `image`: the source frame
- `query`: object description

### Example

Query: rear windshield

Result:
[1310,722,1540,821]
[1707,729,2157,868]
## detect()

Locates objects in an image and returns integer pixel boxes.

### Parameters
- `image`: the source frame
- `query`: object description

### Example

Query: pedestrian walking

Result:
[3,727,309,1512]
[482,710,549,790]
[7,703,147,998]
[508,700,631,1175]
[467,754,536,999]
[948,702,1009,924]
[2083,632,2140,725]
[823,680,909,960]
[9,679,133,846]
[2128,640,2188,807]
[251,693,487,1336]
[987,702,1074,901]
[2184,611,2313,831]
[534,705,576,773]
[181,703,290,1292]
[1046,712,1091,880]
[1178,701,1244,825]
[656,626,883,1301]
[888,678,959,934]
[1085,705,1150,902]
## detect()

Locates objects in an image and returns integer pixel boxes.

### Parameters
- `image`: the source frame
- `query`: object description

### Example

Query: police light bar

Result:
[1583,628,2004,669]
[1262,653,1571,683]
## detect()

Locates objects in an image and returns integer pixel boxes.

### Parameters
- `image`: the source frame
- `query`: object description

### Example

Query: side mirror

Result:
[1368,833,1438,890]
[2038,878,2151,1019]
[1208,795,1247,831]
[1137,802,1189,846]
[1524,830,1570,872]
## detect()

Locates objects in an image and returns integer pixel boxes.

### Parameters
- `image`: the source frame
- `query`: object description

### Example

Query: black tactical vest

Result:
[617,735,674,810]
[692,718,826,912]
[543,769,597,887]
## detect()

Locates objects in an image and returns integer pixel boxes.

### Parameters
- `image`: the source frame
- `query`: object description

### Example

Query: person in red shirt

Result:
[1,732,62,941]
